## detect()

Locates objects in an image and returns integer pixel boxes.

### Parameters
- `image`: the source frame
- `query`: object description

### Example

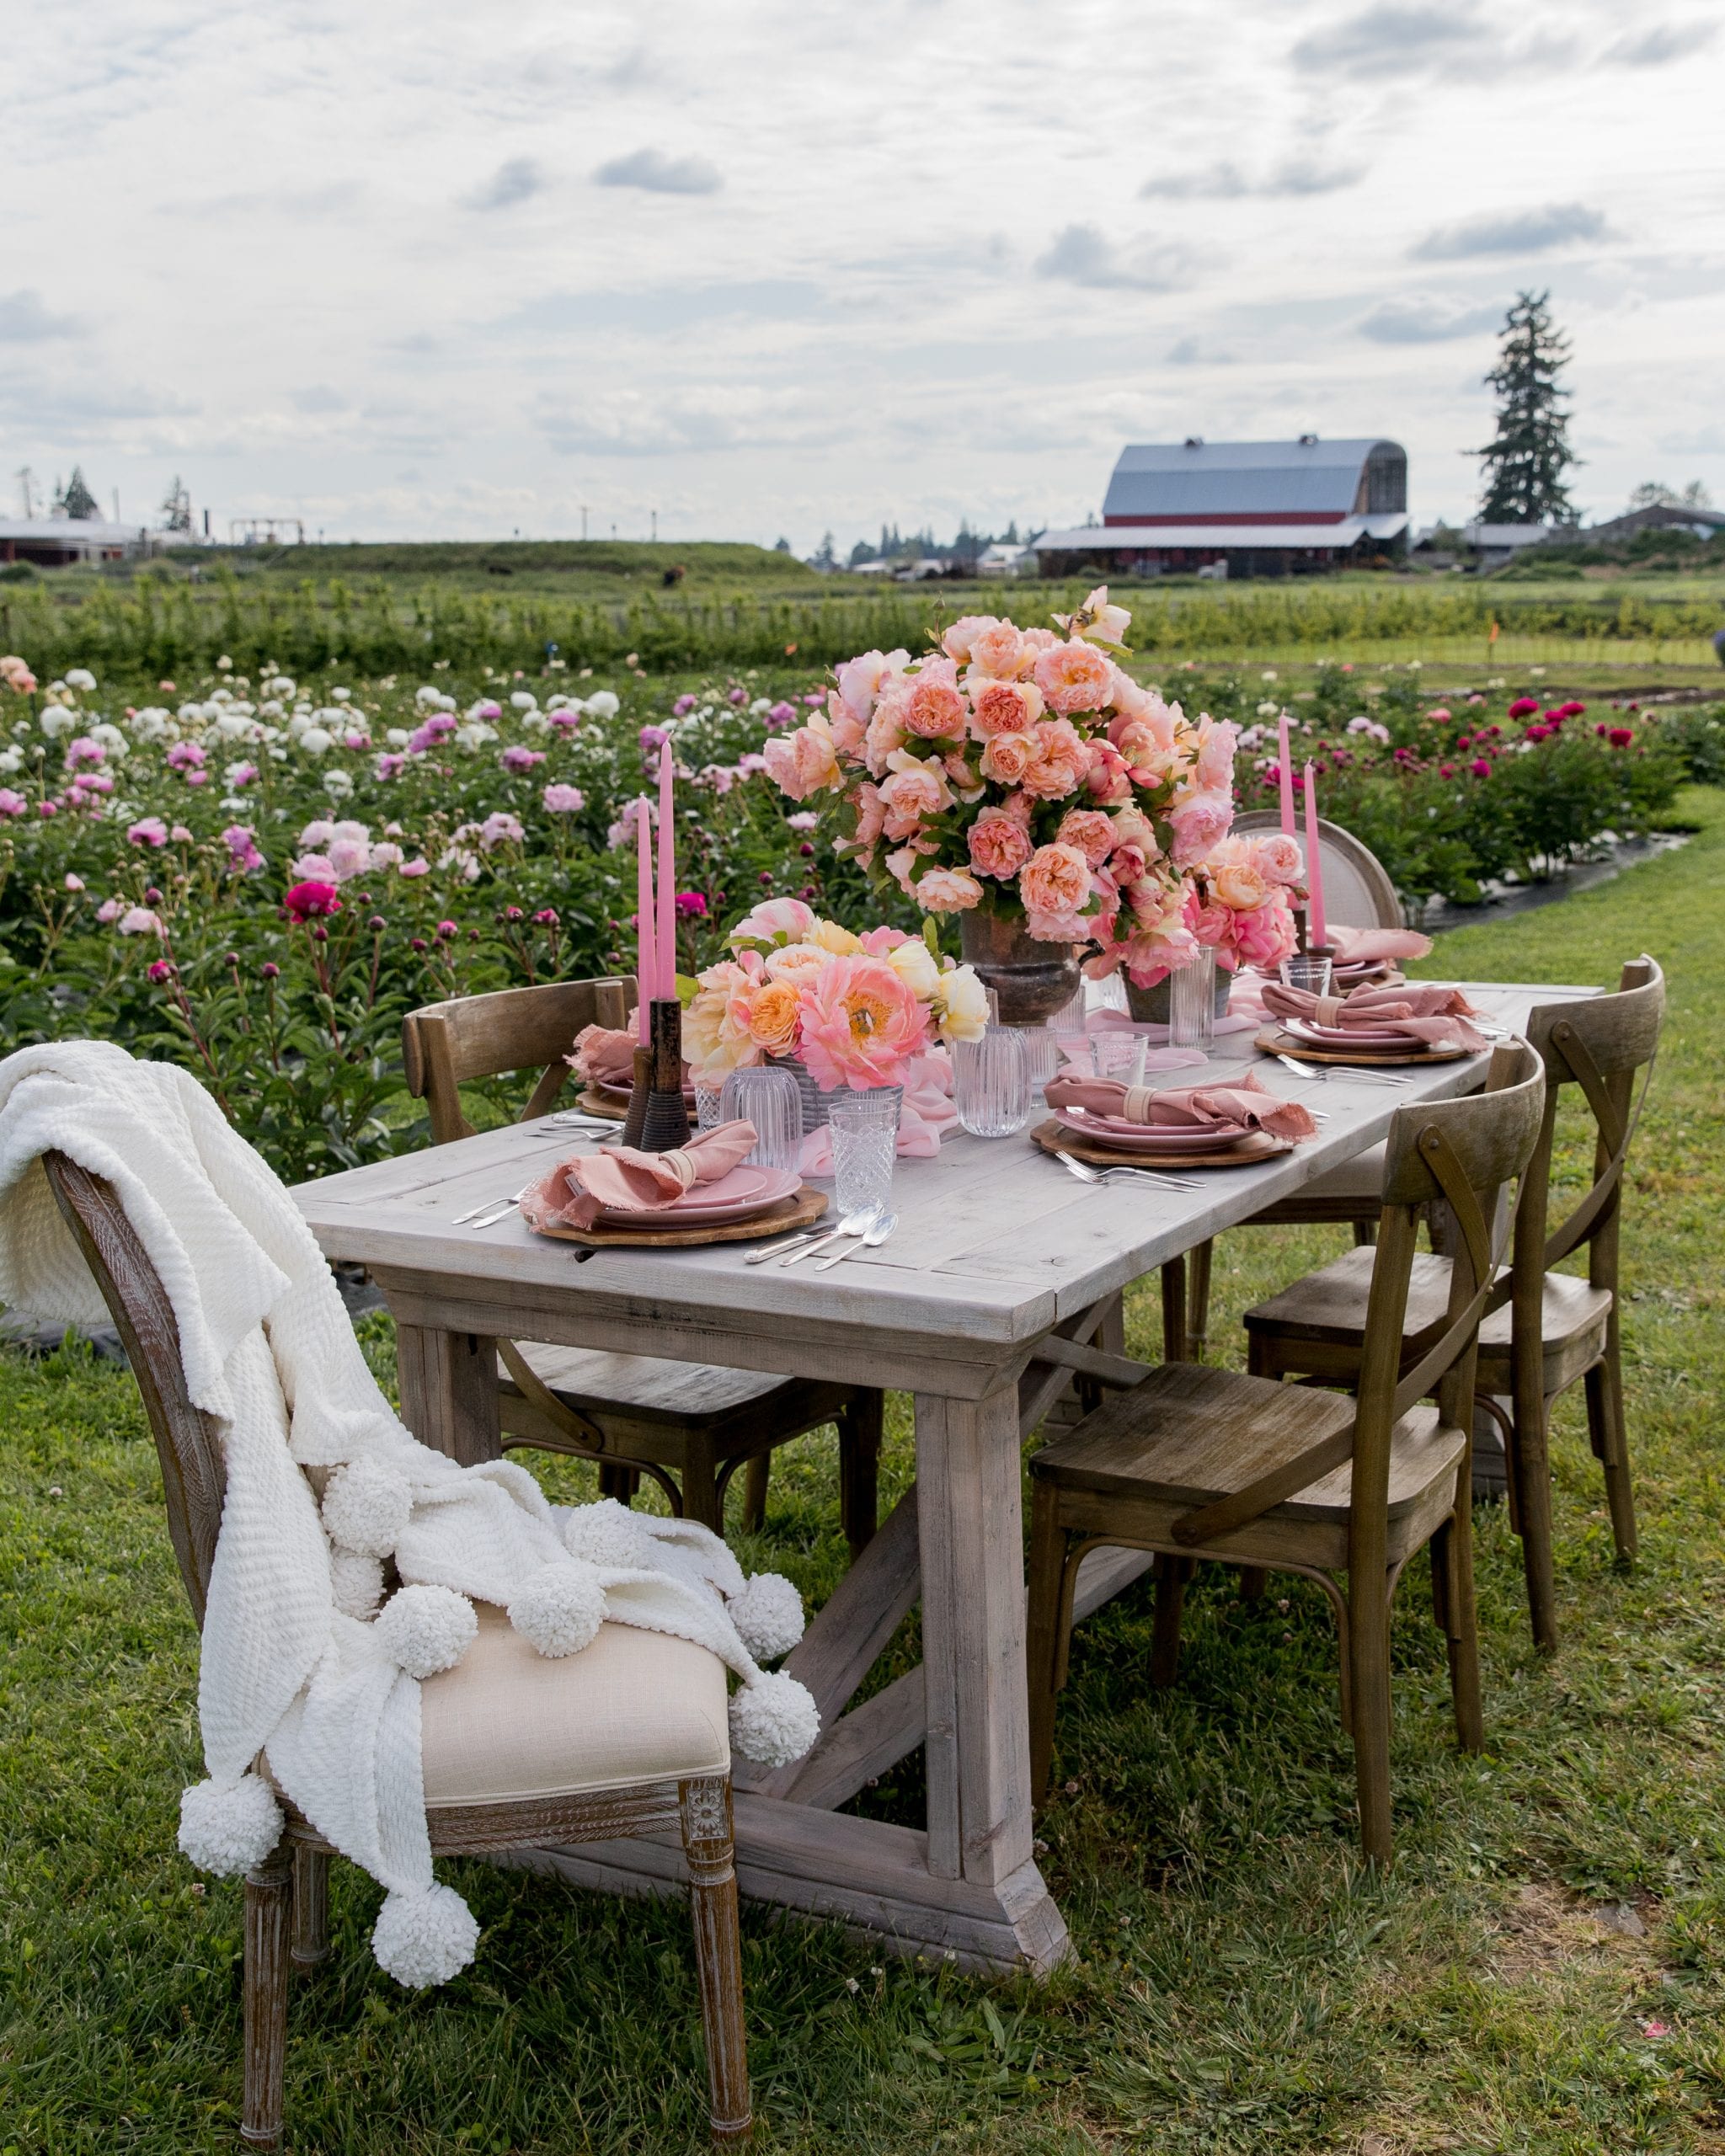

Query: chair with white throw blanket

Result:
[0,1043,823,2148]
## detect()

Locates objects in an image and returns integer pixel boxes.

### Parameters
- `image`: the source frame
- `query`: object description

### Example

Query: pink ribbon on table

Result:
[1046,1067,1316,1141]
[798,1050,957,1175]
[521,1120,758,1231]
[1261,979,1491,1051]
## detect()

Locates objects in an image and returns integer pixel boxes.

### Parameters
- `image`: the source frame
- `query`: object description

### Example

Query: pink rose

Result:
[826,696,868,759]
[968,621,1030,679]
[1033,638,1114,717]
[1023,909,1088,942]
[1055,808,1117,867]
[980,730,1036,786]
[1184,893,1233,949]
[852,781,887,851]
[834,648,909,723]
[1167,787,1232,864]
[1109,841,1149,885]
[863,695,908,776]
[729,895,817,947]
[1019,841,1092,919]
[940,616,999,664]
[1020,718,1092,801]
[911,867,985,912]
[1082,739,1133,803]
[903,677,967,739]
[763,717,840,800]
[796,953,931,1091]
[1249,830,1303,885]
[1194,716,1237,792]
[969,677,1044,739]
[879,755,952,838]
[969,810,1035,879]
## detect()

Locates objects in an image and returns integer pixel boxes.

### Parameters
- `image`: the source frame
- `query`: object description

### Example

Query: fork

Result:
[1059,1153,1201,1193]
[1271,1050,1408,1089]
[464,1186,532,1230]
[451,1184,528,1227]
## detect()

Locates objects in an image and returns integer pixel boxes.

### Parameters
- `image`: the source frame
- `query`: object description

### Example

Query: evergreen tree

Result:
[60,465,99,520]
[161,475,193,532]
[1477,291,1578,524]
[810,531,837,569]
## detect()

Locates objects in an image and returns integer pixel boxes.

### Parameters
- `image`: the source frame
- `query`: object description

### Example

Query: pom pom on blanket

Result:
[507,1561,606,1658]
[322,1457,413,1558]
[559,1496,654,1571]
[372,1882,480,1989]
[329,1547,384,1620]
[729,1671,820,1767]
[375,1583,478,1678]
[728,1571,805,1662]
[179,1773,284,1876]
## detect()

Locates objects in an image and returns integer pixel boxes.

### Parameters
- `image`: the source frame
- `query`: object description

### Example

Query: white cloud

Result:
[1356,296,1503,343]
[1605,21,1716,66]
[1141,156,1364,200]
[1033,225,1196,291]
[466,158,546,211]
[593,147,722,195]
[0,289,83,342]
[1412,202,1610,260]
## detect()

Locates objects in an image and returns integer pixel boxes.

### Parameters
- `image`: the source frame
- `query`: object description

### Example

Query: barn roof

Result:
[1033,513,1407,553]
[1103,438,1402,521]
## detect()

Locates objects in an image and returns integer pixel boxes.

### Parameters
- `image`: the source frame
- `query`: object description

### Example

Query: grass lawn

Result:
[3,792,1723,2153]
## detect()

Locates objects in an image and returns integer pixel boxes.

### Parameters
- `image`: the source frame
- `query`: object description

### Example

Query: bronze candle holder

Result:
[637,997,691,1152]
[620,1044,651,1148]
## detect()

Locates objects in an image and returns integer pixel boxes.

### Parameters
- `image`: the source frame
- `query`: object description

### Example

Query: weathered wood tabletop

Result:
[295,979,1583,1972]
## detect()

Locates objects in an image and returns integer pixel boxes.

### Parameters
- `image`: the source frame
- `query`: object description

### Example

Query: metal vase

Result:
[958,912,1082,1027]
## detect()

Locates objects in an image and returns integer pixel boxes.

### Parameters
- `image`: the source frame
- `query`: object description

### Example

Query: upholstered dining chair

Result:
[1242,958,1664,1652]
[1178,810,1407,1363]
[402,979,883,1555]
[1026,1041,1545,1863]
[43,1150,755,2148]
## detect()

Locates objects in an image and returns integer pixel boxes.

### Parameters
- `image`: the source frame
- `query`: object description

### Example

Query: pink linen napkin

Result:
[521,1120,758,1231]
[798,1051,957,1174]
[1045,1067,1316,1141]
[1327,926,1434,965]
[568,1019,638,1088]
[1261,979,1490,1050]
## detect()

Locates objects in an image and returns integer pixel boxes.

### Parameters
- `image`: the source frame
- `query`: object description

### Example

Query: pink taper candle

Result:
[655,739,676,1000]
[1302,760,1327,949]
[1277,713,1296,837]
[634,796,654,1043]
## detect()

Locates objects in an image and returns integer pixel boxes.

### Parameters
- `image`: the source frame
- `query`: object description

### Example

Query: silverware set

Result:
[747,1204,898,1268]
[1270,1050,1412,1090]
[1058,1153,1201,1193]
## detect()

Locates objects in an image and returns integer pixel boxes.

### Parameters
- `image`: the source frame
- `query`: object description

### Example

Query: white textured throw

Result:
[0,1043,818,1988]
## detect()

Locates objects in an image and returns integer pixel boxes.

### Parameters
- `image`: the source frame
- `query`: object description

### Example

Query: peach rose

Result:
[1033,638,1114,717]
[980,729,1036,786]
[1019,841,1092,918]
[764,942,830,986]
[762,716,840,801]
[745,977,804,1055]
[1055,808,1117,867]
[1167,787,1233,864]
[968,620,1030,679]
[879,752,953,839]
[1020,718,1092,800]
[968,809,1034,879]
[852,779,887,850]
[1194,715,1237,792]
[969,677,1044,739]
[1250,830,1304,886]
[941,616,999,664]
[863,693,909,776]
[911,867,985,912]
[835,648,910,723]
[1023,908,1087,942]
[1082,739,1133,803]
[1210,856,1270,912]
[904,676,968,739]
[1109,841,1150,886]
[825,693,868,760]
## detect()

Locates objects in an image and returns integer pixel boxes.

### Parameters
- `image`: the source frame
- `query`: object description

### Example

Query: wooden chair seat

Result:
[1034,1364,1466,1573]
[1476,1273,1611,1394]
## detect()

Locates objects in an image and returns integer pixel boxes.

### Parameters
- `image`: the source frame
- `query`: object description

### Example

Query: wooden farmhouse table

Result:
[295,979,1580,1974]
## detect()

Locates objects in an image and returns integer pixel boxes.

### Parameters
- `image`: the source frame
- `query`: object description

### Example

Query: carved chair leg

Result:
[241,1844,293,2147]
[1347,1577,1394,1865]
[290,1848,331,1970]
[1149,1554,1192,1689]
[1025,1481,1071,1804]
[1589,1314,1638,1562]
[682,1438,724,1534]
[837,1390,883,1560]
[679,1778,752,2146]
[1185,1240,1214,1364]
[1508,1362,1561,1656]
[1432,1501,1483,1755]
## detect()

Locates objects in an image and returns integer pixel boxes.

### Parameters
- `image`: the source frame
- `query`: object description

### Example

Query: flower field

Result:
[0,643,1695,1183]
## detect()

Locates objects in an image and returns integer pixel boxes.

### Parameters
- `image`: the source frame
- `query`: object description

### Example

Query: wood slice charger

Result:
[1253,1024,1470,1068]
[1033,1118,1290,1171]
[530,1184,828,1250]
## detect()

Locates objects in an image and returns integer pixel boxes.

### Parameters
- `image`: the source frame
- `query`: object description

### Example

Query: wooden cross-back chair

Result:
[1242,958,1664,1652]
[1172,811,1407,1364]
[1026,1042,1545,1863]
[41,1150,754,2148]
[402,979,883,1555]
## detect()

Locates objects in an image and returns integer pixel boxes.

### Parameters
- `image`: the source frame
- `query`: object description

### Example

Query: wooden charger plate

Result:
[1255,1025,1469,1068]
[1033,1118,1289,1171]
[531,1184,827,1250]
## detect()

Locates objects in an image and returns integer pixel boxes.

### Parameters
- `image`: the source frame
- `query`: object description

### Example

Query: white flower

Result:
[1260,670,1278,682]
[216,654,233,671]
[584,690,620,719]
[386,728,410,747]
[323,768,355,798]
[89,723,128,756]
[133,709,171,741]
[215,712,255,739]
[265,675,296,698]
[39,705,73,737]
[519,709,549,734]
[331,686,352,702]
[64,668,96,691]
[509,691,537,711]
[750,696,772,715]
[299,728,333,756]
[884,937,941,1000]
[0,745,22,773]
[935,963,990,1044]
[454,722,496,751]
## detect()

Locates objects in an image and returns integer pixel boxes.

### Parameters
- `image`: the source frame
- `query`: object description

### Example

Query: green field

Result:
[3,791,1723,2153]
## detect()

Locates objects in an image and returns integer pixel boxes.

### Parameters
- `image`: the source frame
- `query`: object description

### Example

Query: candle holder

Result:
[638,997,691,1153]
[620,1046,651,1149]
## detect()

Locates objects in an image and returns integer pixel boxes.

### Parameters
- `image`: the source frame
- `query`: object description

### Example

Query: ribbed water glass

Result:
[1279,951,1334,997]
[1168,947,1217,1050]
[719,1063,805,1172]
[953,1026,1031,1138]
[826,1085,902,1219]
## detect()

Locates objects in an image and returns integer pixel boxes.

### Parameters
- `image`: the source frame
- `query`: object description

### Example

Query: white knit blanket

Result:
[0,1043,818,1985]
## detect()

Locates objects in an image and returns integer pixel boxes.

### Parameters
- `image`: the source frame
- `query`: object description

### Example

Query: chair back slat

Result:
[41,1154,225,1623]
[1230,809,1402,930]
[1379,1040,1546,1211]
[403,977,633,1145]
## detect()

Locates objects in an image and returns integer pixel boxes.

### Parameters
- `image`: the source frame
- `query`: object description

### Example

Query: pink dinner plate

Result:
[595,1164,801,1228]
[1054,1107,1252,1154]
[1285,1018,1422,1049]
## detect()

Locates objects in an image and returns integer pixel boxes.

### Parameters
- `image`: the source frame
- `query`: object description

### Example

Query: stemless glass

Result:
[718,1063,805,1173]
[1279,951,1334,997]
[826,1085,902,1219]
[953,1026,1031,1138]
[694,1082,726,1132]
[1168,947,1217,1051]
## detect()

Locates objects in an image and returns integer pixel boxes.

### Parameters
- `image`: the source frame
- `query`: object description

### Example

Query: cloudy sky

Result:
[8,0,1724,549]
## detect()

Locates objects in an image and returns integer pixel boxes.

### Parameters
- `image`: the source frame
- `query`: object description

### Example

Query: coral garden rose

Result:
[1167,787,1233,864]
[1055,808,1118,868]
[968,620,1031,680]
[1020,718,1092,801]
[909,867,984,913]
[902,676,968,739]
[863,696,908,776]
[969,809,1035,879]
[939,617,996,665]
[835,648,910,723]
[969,678,1044,739]
[1019,841,1092,919]
[1248,830,1303,886]
[762,716,840,800]
[1033,638,1114,717]
[878,755,952,838]
[744,979,803,1057]
[1193,717,1238,793]
[1209,856,1270,913]
[979,730,1036,786]
[796,953,930,1091]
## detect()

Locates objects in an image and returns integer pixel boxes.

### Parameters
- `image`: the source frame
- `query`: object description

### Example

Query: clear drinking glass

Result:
[826,1085,902,1218]
[1168,947,1217,1051]
[694,1082,726,1132]
[953,1026,1031,1138]
[1279,952,1334,997]
[718,1063,805,1172]
[1012,1023,1061,1102]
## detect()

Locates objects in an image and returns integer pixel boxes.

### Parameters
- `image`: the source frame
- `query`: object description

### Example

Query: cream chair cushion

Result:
[419,1607,729,1807]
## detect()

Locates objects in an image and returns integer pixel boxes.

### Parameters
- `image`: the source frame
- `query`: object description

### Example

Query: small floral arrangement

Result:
[681,896,989,1091]
[761,589,1261,986]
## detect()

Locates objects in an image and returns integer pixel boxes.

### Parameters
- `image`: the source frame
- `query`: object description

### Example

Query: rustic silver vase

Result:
[959,913,1082,1027]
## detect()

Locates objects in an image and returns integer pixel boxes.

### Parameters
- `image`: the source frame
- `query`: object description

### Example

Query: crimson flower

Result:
[1507,696,1540,718]
[285,879,343,921]
[1608,727,1634,748]
[1469,757,1492,777]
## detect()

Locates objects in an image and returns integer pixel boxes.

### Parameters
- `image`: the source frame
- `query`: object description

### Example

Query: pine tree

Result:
[61,465,99,520]
[161,476,192,532]
[1477,291,1578,524]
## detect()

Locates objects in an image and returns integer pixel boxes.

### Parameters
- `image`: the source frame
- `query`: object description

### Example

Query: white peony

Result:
[936,962,990,1044]
[299,728,333,756]
[64,667,97,691]
[884,937,941,1001]
[584,690,620,718]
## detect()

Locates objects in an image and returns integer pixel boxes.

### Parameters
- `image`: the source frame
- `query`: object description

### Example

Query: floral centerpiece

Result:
[759,589,1295,1016]
[681,896,988,1092]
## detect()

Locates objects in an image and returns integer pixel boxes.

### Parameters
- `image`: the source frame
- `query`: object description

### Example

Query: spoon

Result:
[815,1210,897,1270]
[778,1205,880,1267]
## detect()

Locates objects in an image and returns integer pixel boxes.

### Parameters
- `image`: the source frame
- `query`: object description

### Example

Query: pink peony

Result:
[969,810,1035,879]
[1231,895,1298,972]
[796,953,931,1091]
[1167,787,1233,865]
[227,761,259,787]
[1019,841,1092,920]
[969,678,1043,738]
[221,824,264,874]
[64,737,105,770]
[1033,638,1114,717]
[729,895,818,947]
[284,880,343,921]
[902,677,967,739]
[763,716,841,799]
[127,817,169,848]
[96,897,123,922]
[1055,808,1117,867]
[911,867,985,913]
[291,852,338,882]
[542,782,585,812]
[501,744,545,773]
[327,838,372,881]
[1020,718,1092,801]
[480,811,525,849]
[0,788,27,818]
[117,905,163,936]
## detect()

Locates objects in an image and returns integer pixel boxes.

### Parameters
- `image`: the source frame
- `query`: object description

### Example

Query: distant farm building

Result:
[0,518,151,568]
[1032,437,1409,579]
[1583,502,1725,547]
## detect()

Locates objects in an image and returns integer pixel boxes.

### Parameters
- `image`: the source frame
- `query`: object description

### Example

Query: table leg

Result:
[396,1323,501,1465]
